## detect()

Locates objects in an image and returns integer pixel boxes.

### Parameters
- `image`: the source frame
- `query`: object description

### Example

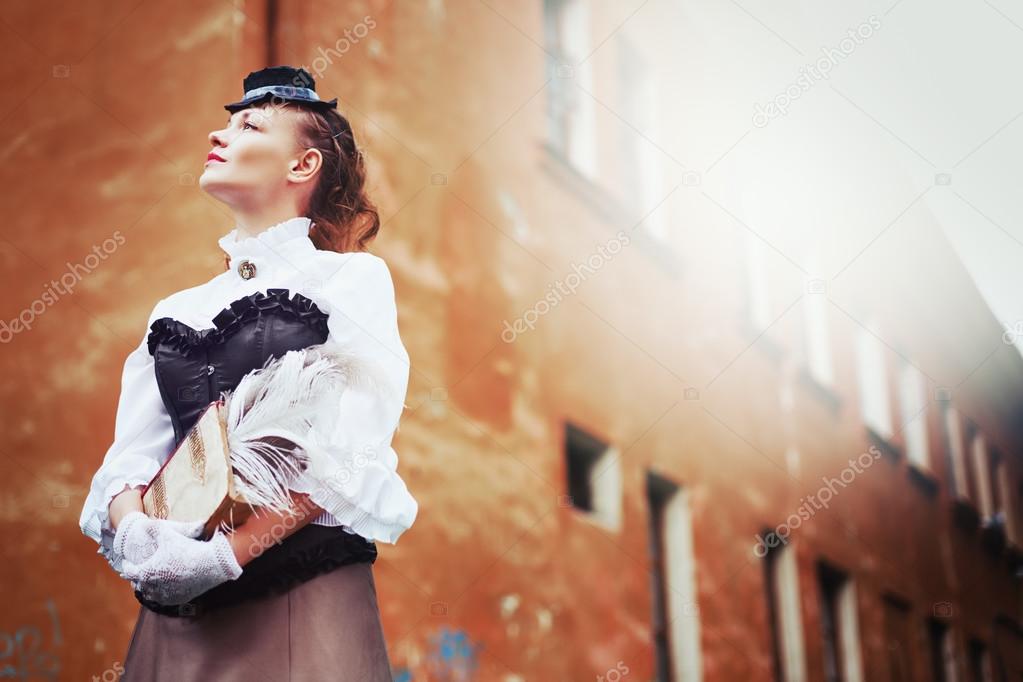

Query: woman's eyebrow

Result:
[227,110,268,127]
[225,110,252,125]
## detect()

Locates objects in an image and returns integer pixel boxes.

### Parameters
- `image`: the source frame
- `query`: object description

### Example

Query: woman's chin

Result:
[198,170,230,195]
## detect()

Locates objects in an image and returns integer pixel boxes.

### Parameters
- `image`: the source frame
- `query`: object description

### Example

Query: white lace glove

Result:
[111,510,206,569]
[120,523,244,606]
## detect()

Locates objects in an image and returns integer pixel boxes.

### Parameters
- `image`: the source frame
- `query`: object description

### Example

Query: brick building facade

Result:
[1,1,1021,680]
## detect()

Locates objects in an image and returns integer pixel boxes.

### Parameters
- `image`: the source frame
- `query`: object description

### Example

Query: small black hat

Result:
[224,65,338,113]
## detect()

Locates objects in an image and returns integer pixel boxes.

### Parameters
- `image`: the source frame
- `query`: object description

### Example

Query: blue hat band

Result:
[243,85,322,102]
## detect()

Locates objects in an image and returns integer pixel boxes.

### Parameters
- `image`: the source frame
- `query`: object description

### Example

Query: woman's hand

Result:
[111,510,205,569]
[120,491,324,606]
[120,524,243,606]
[108,484,145,531]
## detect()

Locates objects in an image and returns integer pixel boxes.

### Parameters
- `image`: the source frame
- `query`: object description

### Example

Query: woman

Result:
[77,65,417,681]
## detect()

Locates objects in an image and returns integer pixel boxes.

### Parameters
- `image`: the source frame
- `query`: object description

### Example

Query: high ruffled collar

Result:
[217,216,315,262]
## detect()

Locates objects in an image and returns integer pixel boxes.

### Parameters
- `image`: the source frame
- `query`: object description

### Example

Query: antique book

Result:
[141,400,253,540]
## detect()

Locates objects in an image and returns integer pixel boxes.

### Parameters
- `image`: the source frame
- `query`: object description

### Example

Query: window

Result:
[854,325,893,441]
[897,360,929,470]
[617,35,668,241]
[989,447,1003,526]
[497,190,530,241]
[762,533,807,682]
[991,449,1019,544]
[926,617,957,682]
[992,618,1023,682]
[543,0,596,177]
[817,561,864,682]
[967,638,993,682]
[744,233,772,333]
[940,403,970,500]
[969,429,994,520]
[646,472,701,682]
[881,595,912,682]
[963,420,981,504]
[564,422,621,529]
[803,278,834,388]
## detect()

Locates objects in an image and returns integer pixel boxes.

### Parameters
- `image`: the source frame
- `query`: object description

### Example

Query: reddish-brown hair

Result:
[293,104,380,253]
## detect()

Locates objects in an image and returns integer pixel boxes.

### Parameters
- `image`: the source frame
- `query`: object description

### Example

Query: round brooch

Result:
[237,259,257,280]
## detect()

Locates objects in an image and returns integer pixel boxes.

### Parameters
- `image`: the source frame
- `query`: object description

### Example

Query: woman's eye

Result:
[243,122,257,130]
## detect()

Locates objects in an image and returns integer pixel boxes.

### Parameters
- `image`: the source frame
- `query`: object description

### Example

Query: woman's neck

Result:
[233,208,306,241]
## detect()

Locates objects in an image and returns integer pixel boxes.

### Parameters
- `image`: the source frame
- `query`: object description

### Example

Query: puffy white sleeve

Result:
[291,253,418,544]
[78,299,176,572]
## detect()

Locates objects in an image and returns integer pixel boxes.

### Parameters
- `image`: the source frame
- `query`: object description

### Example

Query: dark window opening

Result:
[882,594,912,682]
[926,617,951,682]
[967,637,990,682]
[646,472,679,682]
[817,560,848,682]
[564,421,606,513]
[761,529,785,682]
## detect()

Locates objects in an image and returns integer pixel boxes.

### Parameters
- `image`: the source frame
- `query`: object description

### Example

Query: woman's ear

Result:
[289,147,322,184]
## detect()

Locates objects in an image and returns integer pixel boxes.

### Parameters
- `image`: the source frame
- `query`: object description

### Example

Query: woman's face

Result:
[200,103,316,204]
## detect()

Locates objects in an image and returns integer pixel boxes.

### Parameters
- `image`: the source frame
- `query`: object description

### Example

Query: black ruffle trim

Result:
[147,288,329,356]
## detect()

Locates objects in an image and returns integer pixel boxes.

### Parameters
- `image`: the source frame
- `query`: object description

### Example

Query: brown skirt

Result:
[121,558,394,681]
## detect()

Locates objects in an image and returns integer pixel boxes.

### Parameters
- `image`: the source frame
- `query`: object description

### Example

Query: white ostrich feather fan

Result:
[218,341,390,518]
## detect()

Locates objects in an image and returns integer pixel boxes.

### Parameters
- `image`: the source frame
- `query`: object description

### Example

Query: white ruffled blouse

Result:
[78,216,417,571]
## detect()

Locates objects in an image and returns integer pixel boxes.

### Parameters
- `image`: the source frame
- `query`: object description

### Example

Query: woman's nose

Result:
[208,128,228,147]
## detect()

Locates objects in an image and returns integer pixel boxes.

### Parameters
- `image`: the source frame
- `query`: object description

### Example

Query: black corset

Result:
[147,287,331,448]
[139,287,377,617]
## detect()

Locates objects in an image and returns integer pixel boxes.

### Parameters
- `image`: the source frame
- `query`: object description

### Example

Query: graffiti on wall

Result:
[0,598,61,680]
[429,627,480,680]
